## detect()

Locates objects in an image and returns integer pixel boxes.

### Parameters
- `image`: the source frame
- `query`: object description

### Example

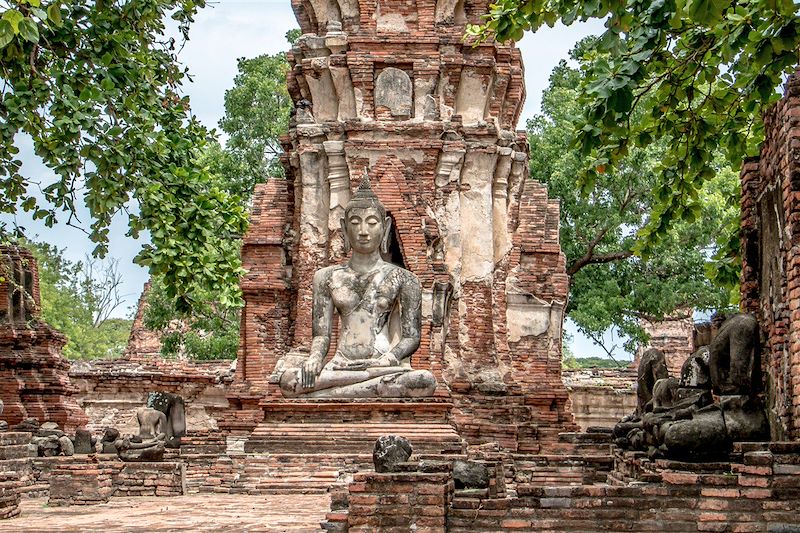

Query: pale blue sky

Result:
[1,1,625,358]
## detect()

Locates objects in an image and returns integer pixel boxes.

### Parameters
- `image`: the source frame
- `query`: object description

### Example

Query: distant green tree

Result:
[561,331,580,370]
[573,357,629,369]
[211,51,292,198]
[143,276,238,360]
[25,239,131,359]
[530,47,737,354]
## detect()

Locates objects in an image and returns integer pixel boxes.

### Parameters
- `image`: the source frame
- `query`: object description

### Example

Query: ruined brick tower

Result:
[0,245,87,432]
[225,0,577,452]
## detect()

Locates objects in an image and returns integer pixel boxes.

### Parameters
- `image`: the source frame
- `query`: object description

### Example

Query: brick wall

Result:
[739,71,800,440]
[636,315,696,377]
[320,444,800,532]
[69,357,234,434]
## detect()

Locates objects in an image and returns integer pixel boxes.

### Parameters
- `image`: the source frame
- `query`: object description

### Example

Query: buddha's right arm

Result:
[309,269,334,370]
[308,336,329,368]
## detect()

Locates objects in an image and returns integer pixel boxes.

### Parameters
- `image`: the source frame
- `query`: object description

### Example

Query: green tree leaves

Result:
[0,0,246,312]
[471,0,799,253]
[143,39,295,359]
[22,238,132,359]
[212,53,292,199]
[529,52,737,354]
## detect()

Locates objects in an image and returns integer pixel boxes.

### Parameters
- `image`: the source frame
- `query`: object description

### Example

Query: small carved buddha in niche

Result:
[279,174,436,398]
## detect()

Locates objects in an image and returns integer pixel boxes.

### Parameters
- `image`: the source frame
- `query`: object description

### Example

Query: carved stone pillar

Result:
[492,147,513,263]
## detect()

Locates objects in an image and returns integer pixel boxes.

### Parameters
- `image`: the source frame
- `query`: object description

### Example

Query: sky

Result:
[0,1,627,359]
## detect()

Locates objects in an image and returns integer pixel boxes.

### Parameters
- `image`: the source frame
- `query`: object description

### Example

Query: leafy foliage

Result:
[571,357,630,369]
[25,238,132,359]
[144,37,295,359]
[530,51,737,354]
[469,0,799,253]
[0,0,247,311]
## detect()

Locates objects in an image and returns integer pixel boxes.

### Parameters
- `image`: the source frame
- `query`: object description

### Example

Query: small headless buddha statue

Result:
[279,173,437,398]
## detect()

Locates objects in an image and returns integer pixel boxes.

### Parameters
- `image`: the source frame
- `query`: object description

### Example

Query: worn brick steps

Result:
[245,422,463,454]
[185,453,374,495]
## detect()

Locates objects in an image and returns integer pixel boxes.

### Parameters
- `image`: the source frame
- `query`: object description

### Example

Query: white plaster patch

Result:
[506,293,551,342]
[377,12,409,32]
[226,435,247,456]
[455,70,490,125]
[421,289,433,319]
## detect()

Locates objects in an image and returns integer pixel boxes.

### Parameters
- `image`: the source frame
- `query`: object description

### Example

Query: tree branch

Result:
[568,249,633,276]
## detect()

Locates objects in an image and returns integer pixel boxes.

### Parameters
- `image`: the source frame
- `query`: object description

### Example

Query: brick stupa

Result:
[0,245,87,432]
[223,0,577,453]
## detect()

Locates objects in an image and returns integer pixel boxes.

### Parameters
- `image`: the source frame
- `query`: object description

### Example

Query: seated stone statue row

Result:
[614,313,768,461]
[276,173,436,399]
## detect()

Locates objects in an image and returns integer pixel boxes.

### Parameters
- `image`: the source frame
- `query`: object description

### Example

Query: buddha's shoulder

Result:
[381,263,419,286]
[313,264,347,282]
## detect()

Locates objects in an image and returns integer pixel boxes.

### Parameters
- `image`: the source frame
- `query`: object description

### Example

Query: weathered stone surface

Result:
[102,427,120,442]
[374,67,412,118]
[277,175,436,399]
[372,435,412,473]
[57,436,74,457]
[12,418,39,433]
[115,437,165,462]
[453,460,489,489]
[615,313,768,459]
[72,429,92,454]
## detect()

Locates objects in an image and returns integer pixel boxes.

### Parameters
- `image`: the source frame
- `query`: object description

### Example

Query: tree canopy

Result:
[469,0,799,254]
[530,44,737,355]
[0,0,246,311]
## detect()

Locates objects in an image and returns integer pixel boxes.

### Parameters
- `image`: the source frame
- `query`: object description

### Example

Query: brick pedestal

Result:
[113,462,185,497]
[0,470,21,520]
[48,460,114,506]
[345,470,453,532]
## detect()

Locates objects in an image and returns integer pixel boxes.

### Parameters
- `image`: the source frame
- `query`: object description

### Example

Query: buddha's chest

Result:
[329,268,401,317]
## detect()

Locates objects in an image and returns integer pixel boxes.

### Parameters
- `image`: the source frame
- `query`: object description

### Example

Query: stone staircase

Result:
[244,421,464,455]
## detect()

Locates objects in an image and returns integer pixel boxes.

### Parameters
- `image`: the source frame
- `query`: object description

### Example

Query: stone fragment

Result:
[40,421,59,431]
[58,435,74,456]
[101,442,118,455]
[37,428,65,438]
[101,427,119,442]
[13,418,39,432]
[373,435,412,473]
[32,435,60,457]
[72,429,93,454]
[453,460,490,489]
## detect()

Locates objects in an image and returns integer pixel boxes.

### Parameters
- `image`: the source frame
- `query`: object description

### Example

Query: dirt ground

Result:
[0,493,331,533]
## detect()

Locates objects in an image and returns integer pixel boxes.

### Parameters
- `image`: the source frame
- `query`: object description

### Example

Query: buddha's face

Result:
[344,206,387,255]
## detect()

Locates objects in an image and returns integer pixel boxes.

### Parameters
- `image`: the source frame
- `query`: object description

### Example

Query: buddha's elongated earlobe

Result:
[340,217,351,253]
[381,216,392,255]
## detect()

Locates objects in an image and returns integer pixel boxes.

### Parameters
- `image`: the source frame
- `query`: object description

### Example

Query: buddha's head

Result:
[342,172,392,255]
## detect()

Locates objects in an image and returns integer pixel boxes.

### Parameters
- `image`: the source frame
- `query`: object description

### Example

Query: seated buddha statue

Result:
[279,174,437,398]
